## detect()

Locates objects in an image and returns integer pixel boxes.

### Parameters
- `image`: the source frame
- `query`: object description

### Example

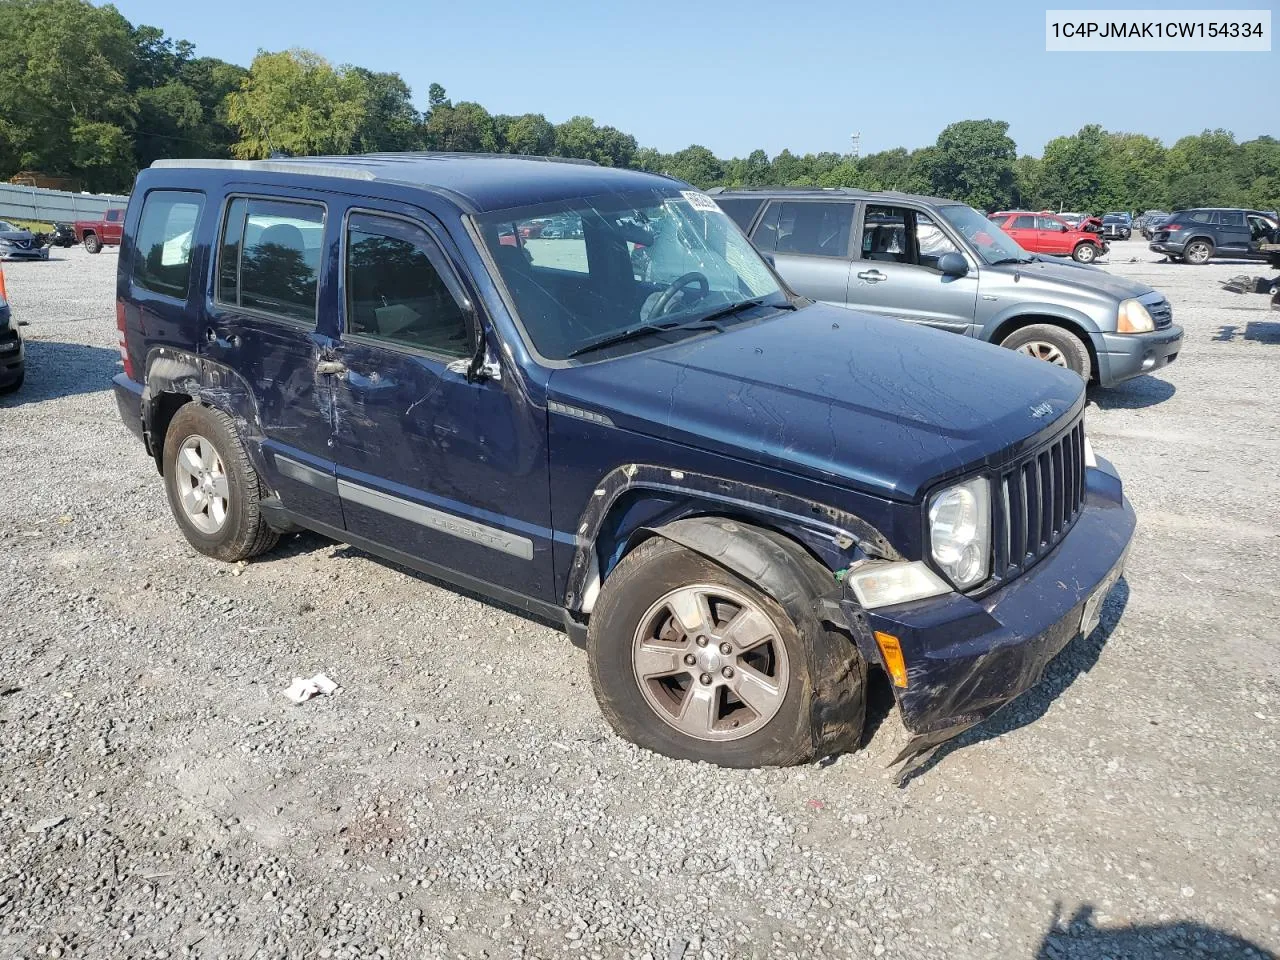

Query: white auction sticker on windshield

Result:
[681,190,720,213]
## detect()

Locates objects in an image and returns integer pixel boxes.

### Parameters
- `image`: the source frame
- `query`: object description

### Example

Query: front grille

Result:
[1148,298,1173,330]
[994,418,1086,580]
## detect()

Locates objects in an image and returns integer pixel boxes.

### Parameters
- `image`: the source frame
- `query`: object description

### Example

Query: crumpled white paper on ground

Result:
[282,673,340,704]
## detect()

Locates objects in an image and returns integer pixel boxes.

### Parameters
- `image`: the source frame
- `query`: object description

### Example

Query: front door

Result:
[202,191,344,528]
[748,200,856,306]
[325,205,555,601]
[845,203,977,333]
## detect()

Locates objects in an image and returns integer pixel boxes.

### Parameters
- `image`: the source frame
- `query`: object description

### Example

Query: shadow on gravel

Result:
[0,339,120,407]
[1035,903,1276,959]
[1089,376,1175,410]
[260,532,566,634]
[1213,320,1280,344]
[898,578,1130,785]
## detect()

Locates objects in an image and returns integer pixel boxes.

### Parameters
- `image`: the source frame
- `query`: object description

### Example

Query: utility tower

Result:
[850,132,861,159]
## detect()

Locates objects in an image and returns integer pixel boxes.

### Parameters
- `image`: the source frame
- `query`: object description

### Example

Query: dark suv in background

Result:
[1149,208,1279,264]
[710,187,1181,386]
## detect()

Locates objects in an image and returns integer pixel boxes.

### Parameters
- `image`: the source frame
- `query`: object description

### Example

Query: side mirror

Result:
[1060,224,1069,232]
[937,252,969,278]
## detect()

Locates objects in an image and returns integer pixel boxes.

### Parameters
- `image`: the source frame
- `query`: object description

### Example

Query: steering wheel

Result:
[648,271,709,318]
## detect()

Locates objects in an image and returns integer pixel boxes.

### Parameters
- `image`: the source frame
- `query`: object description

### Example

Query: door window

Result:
[714,198,764,231]
[858,206,960,271]
[344,212,471,358]
[1218,210,1245,228]
[1187,211,1215,224]
[1011,215,1036,230]
[1035,216,1065,231]
[755,201,853,257]
[218,197,325,323]
[132,190,203,299]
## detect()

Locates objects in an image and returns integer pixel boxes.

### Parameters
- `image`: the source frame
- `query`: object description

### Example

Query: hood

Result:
[990,257,1155,304]
[0,230,34,243]
[549,303,1084,502]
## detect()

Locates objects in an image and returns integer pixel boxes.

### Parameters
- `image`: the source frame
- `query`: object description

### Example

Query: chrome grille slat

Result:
[995,417,1087,580]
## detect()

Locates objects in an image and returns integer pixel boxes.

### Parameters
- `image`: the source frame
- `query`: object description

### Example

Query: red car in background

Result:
[988,211,1108,264]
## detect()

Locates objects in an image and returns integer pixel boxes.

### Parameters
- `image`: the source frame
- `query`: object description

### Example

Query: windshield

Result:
[0,221,16,232]
[477,188,784,361]
[937,203,1029,265]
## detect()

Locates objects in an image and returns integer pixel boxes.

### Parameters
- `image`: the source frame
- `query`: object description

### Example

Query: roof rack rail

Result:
[359,151,600,167]
[150,158,377,181]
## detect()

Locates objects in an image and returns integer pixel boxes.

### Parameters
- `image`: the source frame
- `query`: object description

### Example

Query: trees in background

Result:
[0,0,1274,212]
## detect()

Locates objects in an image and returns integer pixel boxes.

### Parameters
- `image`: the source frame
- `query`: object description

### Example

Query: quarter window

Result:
[344,213,470,357]
[218,197,324,323]
[132,190,203,299]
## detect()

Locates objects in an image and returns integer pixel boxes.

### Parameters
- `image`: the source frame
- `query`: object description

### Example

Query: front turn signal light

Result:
[874,631,909,689]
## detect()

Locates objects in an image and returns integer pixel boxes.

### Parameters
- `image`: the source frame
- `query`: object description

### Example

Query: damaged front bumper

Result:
[840,458,1135,768]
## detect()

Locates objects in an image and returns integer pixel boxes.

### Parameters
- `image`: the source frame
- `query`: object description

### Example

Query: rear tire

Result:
[1072,242,1099,264]
[1182,239,1213,265]
[162,402,279,562]
[1001,323,1092,381]
[0,371,23,394]
[82,233,101,254]
[588,535,865,768]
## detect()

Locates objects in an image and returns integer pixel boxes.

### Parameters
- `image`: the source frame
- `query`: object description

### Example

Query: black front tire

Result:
[0,371,23,394]
[162,402,279,562]
[82,233,101,254]
[587,535,866,768]
[1072,242,1099,264]
[1001,323,1093,381]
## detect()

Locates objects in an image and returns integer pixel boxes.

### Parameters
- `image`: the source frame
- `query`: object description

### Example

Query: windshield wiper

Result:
[567,298,794,359]
[989,256,1034,265]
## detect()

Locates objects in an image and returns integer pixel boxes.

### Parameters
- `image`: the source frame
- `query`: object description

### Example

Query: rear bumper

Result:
[112,372,146,445]
[1094,324,1184,386]
[1149,240,1185,256]
[843,459,1135,746]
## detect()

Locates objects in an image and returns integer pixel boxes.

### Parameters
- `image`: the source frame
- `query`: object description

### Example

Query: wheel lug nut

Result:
[683,654,696,666]
[721,666,734,679]
[699,673,713,685]
[695,636,708,647]
[719,642,732,655]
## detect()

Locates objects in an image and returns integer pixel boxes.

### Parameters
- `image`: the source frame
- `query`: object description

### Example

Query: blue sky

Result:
[112,0,1274,158]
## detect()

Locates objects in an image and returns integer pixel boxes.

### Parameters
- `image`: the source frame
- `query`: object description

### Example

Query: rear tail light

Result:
[116,298,134,379]
[1165,224,1183,231]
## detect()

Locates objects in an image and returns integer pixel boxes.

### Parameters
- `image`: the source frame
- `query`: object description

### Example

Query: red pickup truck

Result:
[74,208,125,254]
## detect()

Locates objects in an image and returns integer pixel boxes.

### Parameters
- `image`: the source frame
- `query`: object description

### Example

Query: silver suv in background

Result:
[709,187,1183,387]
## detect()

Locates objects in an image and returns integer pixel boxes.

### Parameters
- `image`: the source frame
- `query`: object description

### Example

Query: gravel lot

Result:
[2,240,1278,960]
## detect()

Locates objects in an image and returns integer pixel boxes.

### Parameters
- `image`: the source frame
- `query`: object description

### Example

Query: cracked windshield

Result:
[478,189,783,360]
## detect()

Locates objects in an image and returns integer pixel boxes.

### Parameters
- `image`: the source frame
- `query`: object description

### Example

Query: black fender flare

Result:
[563,463,902,612]
[142,347,269,476]
[644,515,869,758]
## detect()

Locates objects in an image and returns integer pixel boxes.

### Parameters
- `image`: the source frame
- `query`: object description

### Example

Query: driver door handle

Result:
[316,360,347,376]
[857,269,887,283]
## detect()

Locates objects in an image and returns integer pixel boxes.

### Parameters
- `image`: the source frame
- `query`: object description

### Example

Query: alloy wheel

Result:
[631,583,789,742]
[175,434,229,534]
[1016,341,1069,367]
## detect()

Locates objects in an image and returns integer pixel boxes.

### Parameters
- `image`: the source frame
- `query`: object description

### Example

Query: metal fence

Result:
[0,183,130,224]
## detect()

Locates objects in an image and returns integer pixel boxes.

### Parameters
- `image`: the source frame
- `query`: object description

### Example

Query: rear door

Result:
[1215,210,1251,255]
[325,202,555,601]
[846,203,977,333]
[202,189,344,528]
[1004,214,1040,252]
[749,200,856,305]
[103,209,124,244]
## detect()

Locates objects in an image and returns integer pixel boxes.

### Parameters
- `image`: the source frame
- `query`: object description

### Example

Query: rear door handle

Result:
[316,360,347,376]
[857,270,887,282]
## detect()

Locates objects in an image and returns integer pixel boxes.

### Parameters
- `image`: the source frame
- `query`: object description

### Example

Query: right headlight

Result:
[928,476,991,589]
[1117,298,1154,333]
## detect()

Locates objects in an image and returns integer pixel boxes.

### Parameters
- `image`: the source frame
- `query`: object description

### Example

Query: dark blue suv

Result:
[112,154,1135,770]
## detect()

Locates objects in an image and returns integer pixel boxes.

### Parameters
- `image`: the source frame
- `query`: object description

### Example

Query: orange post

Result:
[0,265,7,303]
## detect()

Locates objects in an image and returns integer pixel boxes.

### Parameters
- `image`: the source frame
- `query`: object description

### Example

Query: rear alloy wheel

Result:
[1183,240,1213,265]
[162,402,279,562]
[1001,323,1092,381]
[82,233,101,254]
[1072,242,1099,264]
[588,535,865,767]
